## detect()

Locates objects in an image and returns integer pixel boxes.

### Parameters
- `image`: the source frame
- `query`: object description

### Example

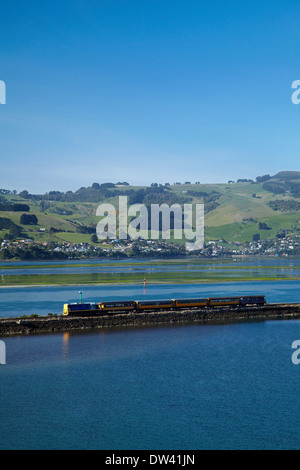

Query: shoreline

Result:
[1,303,300,337]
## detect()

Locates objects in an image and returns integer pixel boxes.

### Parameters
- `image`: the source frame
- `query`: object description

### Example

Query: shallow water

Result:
[1,257,300,286]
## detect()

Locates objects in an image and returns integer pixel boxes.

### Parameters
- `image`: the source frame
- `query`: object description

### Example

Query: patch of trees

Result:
[186,191,210,198]
[0,217,19,230]
[128,186,189,206]
[263,180,300,197]
[18,185,136,203]
[256,175,271,184]
[91,234,98,243]
[287,182,300,198]
[276,231,287,239]
[273,171,300,181]
[261,174,300,198]
[0,217,23,238]
[75,225,95,234]
[0,203,30,212]
[186,191,222,213]
[242,217,258,223]
[0,189,17,195]
[237,178,255,183]
[259,222,272,230]
[91,182,116,190]
[19,190,30,199]
[262,181,286,195]
[150,183,172,189]
[20,214,38,225]
[0,245,68,261]
[268,200,300,212]
[49,227,60,233]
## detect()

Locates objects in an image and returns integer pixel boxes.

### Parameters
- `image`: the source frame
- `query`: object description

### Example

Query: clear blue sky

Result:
[1,0,300,193]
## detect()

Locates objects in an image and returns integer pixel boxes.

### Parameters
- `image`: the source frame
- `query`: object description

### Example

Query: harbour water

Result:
[1,320,300,450]
[0,258,300,450]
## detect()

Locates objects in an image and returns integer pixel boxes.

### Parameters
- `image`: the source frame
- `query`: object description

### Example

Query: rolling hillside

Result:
[1,172,300,245]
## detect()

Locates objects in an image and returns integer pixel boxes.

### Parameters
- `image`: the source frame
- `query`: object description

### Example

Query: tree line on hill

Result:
[16,184,191,206]
[17,183,132,203]
[2,172,300,209]
[262,180,300,197]
[268,200,300,211]
[230,173,300,198]
[20,214,38,225]
[0,203,30,212]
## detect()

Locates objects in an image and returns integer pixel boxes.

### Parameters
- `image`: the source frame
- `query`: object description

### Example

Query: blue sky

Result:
[1,0,300,193]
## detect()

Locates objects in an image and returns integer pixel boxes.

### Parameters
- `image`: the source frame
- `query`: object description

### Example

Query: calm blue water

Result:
[1,258,300,449]
[1,320,300,450]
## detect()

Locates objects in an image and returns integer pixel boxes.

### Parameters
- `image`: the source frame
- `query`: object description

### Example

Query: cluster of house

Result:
[203,235,300,257]
[1,234,300,258]
[0,238,185,257]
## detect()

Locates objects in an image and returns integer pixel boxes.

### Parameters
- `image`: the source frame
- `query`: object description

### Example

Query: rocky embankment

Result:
[1,303,300,337]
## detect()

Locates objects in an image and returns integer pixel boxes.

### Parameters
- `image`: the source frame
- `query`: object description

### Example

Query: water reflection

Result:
[62,332,69,361]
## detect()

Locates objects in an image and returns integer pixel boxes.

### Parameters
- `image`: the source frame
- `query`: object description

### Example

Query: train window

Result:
[138,301,172,306]
[100,302,135,307]
[69,303,94,310]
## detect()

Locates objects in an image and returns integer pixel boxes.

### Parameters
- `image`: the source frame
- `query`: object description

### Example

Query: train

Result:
[63,295,266,316]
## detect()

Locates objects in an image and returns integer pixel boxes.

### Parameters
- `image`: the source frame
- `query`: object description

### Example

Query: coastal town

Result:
[1,232,300,260]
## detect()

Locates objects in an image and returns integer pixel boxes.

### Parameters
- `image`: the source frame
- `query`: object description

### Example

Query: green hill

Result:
[1,172,300,245]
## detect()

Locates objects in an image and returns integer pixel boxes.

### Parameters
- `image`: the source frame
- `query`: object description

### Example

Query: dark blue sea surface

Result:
[0,320,300,450]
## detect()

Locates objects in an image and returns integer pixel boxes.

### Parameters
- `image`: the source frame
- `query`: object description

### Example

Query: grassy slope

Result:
[172,181,300,242]
[2,179,300,244]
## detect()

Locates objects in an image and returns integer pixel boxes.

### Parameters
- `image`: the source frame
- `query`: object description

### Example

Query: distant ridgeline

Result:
[9,172,300,203]
[17,185,190,205]
[13,185,221,214]
[3,172,299,204]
